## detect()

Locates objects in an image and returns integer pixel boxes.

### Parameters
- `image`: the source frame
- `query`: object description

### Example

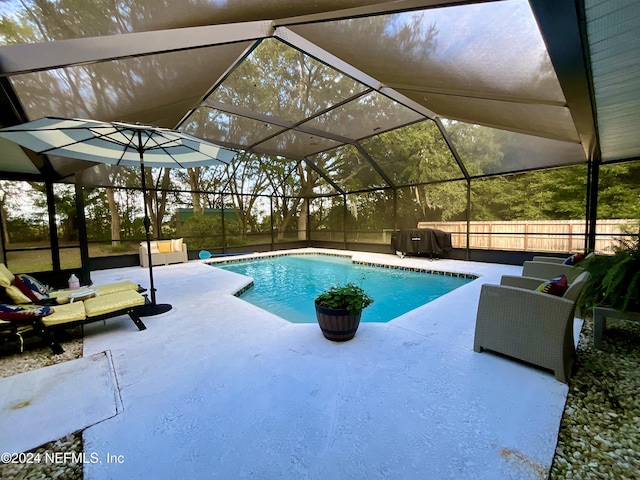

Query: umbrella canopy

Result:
[0,116,236,167]
[0,116,237,316]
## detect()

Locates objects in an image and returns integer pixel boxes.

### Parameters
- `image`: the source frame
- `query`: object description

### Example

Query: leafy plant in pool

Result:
[315,282,374,315]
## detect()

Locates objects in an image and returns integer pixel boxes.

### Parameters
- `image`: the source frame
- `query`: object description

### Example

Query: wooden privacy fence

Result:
[417,220,635,253]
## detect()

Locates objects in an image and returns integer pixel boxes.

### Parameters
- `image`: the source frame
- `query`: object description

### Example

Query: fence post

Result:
[569,223,574,252]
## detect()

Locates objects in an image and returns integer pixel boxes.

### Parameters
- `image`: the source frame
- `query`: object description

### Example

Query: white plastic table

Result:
[68,288,97,303]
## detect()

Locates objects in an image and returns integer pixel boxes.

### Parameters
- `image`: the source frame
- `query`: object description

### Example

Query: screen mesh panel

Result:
[11,43,251,128]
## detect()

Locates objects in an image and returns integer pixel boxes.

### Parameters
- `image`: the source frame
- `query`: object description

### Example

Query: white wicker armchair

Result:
[522,260,585,283]
[531,255,570,264]
[473,272,590,383]
[531,252,593,265]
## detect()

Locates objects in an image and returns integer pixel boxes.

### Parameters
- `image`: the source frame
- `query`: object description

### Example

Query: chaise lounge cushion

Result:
[42,302,87,327]
[93,280,141,296]
[46,281,141,304]
[84,290,146,317]
[29,290,148,354]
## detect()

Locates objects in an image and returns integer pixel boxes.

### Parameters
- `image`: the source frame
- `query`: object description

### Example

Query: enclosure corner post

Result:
[45,179,61,270]
[75,179,91,285]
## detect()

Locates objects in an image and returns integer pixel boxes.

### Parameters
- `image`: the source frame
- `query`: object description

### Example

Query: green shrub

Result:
[315,283,374,315]
[578,233,640,313]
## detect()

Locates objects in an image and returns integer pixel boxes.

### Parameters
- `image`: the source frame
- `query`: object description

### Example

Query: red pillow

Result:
[536,275,569,296]
[563,253,585,266]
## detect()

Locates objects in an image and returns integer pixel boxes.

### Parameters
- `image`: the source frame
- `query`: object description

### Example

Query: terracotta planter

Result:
[314,302,362,342]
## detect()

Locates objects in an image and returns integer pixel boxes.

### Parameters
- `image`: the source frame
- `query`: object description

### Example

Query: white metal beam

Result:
[0,21,274,76]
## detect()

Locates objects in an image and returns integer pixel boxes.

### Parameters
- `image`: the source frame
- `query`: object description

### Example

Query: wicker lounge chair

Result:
[1,289,148,354]
[473,271,590,383]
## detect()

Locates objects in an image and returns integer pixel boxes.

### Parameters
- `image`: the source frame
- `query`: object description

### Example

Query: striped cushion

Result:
[0,304,51,321]
[14,274,50,301]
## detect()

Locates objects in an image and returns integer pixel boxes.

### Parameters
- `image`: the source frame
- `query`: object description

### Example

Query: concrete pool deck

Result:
[3,248,579,479]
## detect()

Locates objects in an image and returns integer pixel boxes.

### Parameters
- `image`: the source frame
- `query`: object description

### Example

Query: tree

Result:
[223,153,270,239]
[597,163,640,219]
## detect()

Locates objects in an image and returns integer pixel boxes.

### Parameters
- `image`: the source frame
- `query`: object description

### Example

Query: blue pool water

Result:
[216,254,472,323]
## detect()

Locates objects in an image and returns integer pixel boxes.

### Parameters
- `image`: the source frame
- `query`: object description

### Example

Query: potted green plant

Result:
[315,282,374,341]
[577,232,640,313]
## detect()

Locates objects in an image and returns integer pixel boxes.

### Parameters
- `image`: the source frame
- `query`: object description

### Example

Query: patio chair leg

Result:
[32,318,65,355]
[128,311,147,331]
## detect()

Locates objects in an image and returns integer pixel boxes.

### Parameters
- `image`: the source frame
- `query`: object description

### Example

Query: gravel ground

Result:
[550,317,640,480]
[1,319,638,480]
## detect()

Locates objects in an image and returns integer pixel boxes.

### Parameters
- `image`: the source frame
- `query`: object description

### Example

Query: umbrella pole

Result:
[137,146,172,317]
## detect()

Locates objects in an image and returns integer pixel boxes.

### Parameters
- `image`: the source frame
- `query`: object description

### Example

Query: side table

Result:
[593,306,640,349]
[68,288,98,303]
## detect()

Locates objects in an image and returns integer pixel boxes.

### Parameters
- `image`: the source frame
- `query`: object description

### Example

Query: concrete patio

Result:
[1,248,579,479]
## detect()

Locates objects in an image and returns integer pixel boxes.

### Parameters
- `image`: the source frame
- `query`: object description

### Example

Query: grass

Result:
[5,243,140,273]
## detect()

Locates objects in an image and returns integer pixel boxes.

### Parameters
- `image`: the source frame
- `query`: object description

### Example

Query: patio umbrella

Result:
[0,116,236,316]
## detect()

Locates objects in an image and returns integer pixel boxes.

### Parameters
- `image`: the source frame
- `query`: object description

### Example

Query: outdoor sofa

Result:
[139,238,188,267]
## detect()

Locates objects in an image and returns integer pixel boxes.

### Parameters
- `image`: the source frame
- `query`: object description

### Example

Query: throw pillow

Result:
[563,253,585,266]
[0,263,14,287]
[14,274,51,302]
[0,304,52,321]
[171,238,183,253]
[4,285,32,304]
[142,241,161,254]
[536,274,569,297]
[157,241,172,253]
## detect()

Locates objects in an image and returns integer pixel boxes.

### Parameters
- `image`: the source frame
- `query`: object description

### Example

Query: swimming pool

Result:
[215,254,473,323]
